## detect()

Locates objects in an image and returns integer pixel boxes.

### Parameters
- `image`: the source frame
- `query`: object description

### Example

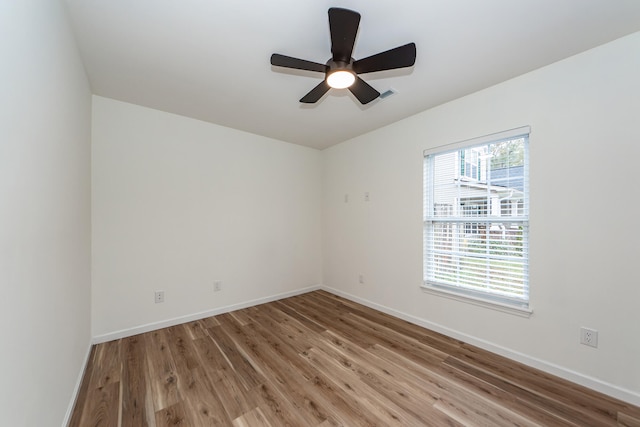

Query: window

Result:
[423,127,530,312]
[459,147,485,181]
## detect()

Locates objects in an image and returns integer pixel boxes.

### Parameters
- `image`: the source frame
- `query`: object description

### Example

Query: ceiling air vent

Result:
[379,88,396,99]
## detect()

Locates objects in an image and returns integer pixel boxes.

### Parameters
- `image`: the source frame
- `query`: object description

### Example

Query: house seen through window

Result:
[423,127,530,309]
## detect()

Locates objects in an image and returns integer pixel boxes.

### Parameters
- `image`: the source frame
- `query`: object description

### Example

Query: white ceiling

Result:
[64,0,640,150]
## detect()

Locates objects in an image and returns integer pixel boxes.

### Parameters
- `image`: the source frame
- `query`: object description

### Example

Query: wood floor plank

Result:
[280,296,378,349]
[346,311,450,365]
[165,324,201,372]
[202,364,255,422]
[443,354,593,426]
[438,355,579,427]
[444,350,620,426]
[70,291,640,426]
[121,335,152,427]
[73,340,123,427]
[155,401,190,427]
[144,329,181,412]
[239,312,380,425]
[207,316,262,390]
[92,339,122,389]
[164,324,231,425]
[217,313,333,425]
[271,299,327,334]
[178,366,231,426]
[250,382,319,427]
[191,335,230,376]
[227,308,253,326]
[199,315,221,329]
[317,329,442,410]
[182,320,209,340]
[68,345,97,427]
[77,381,121,427]
[244,302,314,354]
[618,411,640,427]
[432,375,543,427]
[193,332,259,421]
[313,290,464,353]
[232,406,272,427]
[300,345,428,425]
[454,342,629,417]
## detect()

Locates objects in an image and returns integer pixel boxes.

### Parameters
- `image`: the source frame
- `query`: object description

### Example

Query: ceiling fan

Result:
[270,7,416,105]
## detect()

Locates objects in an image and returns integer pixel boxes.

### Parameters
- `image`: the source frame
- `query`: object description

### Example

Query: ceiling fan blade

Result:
[300,80,331,103]
[353,43,416,74]
[348,77,380,104]
[329,8,360,62]
[271,54,328,73]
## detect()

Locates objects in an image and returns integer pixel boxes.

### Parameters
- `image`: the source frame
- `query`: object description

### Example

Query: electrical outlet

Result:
[580,327,598,348]
[154,291,165,304]
[214,281,222,292]
[364,192,370,202]
[359,274,364,284]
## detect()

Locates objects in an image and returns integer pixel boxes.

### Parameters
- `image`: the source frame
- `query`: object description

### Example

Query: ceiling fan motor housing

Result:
[327,59,353,71]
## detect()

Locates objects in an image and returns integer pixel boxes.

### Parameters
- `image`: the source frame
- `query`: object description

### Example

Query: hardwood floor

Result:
[69,290,640,426]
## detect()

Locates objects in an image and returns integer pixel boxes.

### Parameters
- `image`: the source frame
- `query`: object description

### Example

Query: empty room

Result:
[2,0,640,426]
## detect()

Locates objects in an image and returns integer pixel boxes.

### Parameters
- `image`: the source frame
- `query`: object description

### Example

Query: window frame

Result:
[422,126,532,316]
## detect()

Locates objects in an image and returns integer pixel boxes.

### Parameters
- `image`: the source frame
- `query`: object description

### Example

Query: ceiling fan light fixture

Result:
[327,70,356,89]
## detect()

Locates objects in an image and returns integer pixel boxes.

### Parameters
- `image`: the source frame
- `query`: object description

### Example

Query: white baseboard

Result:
[91,285,321,344]
[62,340,93,427]
[321,285,640,407]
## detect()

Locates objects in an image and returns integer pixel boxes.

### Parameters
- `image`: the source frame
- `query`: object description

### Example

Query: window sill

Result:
[420,285,533,318]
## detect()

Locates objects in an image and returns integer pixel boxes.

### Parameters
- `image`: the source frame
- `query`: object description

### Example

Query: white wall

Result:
[323,32,640,405]
[0,1,92,426]
[91,96,322,338]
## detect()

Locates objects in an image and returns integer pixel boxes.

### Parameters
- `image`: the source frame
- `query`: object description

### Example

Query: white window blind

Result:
[423,127,530,308]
